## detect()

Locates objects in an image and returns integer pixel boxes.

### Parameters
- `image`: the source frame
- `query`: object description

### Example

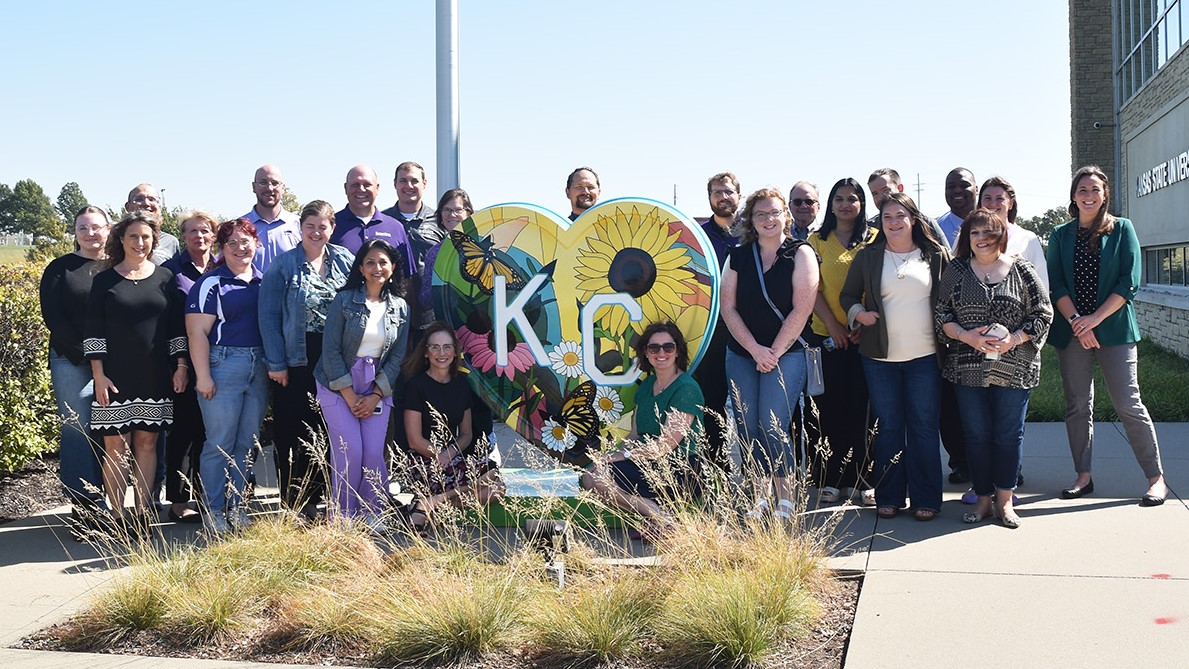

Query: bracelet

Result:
[1069,313,1081,323]
[371,391,383,398]
[177,362,189,369]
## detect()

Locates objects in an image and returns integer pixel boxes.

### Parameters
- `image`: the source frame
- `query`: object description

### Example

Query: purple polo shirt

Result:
[329,207,415,280]
[162,250,214,298]
[244,208,301,272]
[186,264,264,347]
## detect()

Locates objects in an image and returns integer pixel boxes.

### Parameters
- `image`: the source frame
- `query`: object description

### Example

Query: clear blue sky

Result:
[1,1,1072,221]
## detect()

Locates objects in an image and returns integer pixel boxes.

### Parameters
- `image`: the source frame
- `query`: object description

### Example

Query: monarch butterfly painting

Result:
[558,380,600,441]
[449,230,528,294]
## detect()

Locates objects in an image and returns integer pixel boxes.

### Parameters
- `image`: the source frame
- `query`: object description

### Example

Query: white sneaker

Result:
[818,487,842,504]
[860,488,877,506]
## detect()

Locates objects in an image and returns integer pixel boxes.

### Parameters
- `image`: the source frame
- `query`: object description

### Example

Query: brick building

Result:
[1070,0,1189,356]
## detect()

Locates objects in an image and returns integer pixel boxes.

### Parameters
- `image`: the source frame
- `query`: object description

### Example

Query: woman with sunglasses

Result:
[584,322,704,537]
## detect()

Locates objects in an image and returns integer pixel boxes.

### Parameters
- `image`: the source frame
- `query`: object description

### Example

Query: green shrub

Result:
[0,261,56,474]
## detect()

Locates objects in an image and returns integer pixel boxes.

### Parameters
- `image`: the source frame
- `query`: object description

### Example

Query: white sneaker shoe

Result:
[860,488,877,506]
[818,487,842,504]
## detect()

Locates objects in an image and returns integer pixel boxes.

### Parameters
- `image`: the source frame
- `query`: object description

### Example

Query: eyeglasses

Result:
[131,195,159,204]
[791,198,818,207]
[710,188,738,197]
[254,180,283,189]
[752,210,786,222]
[442,207,470,216]
[428,343,456,353]
[223,238,255,249]
[646,342,676,354]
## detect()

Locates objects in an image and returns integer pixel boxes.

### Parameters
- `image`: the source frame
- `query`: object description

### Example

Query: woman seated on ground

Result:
[936,209,1051,528]
[315,240,410,533]
[402,322,505,532]
[582,321,705,537]
[840,193,949,521]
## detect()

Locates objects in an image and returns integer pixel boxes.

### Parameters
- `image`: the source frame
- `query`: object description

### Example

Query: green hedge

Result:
[0,262,57,474]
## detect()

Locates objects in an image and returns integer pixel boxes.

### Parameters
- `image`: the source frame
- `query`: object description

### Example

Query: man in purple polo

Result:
[244,164,300,272]
[329,164,414,280]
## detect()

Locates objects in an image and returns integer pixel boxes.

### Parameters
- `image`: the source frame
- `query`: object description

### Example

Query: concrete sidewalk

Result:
[839,422,1189,669]
[1,423,1186,668]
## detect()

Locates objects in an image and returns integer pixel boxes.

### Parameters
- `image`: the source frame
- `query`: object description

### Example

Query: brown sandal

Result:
[913,508,939,522]
[877,506,899,519]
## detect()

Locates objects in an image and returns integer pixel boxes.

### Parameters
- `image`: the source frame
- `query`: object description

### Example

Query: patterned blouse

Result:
[934,258,1053,389]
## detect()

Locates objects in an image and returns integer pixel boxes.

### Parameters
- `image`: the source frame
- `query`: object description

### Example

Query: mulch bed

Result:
[0,454,67,524]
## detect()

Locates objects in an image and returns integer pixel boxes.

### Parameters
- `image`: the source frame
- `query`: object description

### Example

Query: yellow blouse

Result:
[807,226,880,337]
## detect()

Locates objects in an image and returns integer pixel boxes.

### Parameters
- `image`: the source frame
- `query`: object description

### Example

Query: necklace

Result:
[886,248,918,279]
[971,256,1002,283]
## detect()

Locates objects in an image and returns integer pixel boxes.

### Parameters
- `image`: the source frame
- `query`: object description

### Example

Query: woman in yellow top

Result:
[807,178,880,504]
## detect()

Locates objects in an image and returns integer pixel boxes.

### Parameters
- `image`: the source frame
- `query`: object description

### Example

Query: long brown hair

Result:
[403,321,462,378]
[104,211,160,268]
[1068,165,1115,253]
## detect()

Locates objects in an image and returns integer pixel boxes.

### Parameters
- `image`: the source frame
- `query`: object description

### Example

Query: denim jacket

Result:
[314,286,409,397]
[259,243,353,371]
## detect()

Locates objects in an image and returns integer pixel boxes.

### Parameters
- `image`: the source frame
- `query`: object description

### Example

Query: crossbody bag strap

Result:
[752,244,808,349]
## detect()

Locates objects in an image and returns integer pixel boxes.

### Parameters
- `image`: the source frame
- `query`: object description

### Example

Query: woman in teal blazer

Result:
[1046,165,1167,506]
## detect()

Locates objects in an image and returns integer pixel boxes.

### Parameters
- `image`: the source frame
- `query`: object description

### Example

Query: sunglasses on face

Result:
[791,198,818,207]
[646,342,677,354]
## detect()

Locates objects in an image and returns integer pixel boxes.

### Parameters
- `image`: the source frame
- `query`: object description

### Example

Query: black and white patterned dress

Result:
[84,265,187,434]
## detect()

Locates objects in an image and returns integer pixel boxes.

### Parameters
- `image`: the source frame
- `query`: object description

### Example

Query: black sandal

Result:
[405,501,431,537]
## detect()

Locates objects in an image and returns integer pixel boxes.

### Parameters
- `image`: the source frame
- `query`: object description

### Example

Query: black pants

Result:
[692,322,732,474]
[270,333,327,509]
[939,378,968,474]
[809,346,872,490]
[166,381,205,503]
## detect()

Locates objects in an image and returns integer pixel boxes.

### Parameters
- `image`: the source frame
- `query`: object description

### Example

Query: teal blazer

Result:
[1046,217,1141,349]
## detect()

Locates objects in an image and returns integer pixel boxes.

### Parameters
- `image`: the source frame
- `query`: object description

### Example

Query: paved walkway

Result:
[0,423,1186,668]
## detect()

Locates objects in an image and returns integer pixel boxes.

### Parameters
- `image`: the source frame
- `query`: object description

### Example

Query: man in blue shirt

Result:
[244,164,300,273]
[329,164,414,280]
[936,167,978,248]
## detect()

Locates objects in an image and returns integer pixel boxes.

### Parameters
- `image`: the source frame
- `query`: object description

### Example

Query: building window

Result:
[1118,0,1186,102]
[1146,246,1189,286]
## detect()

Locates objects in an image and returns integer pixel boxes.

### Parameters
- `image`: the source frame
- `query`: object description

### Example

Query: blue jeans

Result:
[197,346,269,514]
[954,384,1030,495]
[725,347,806,477]
[48,351,104,506]
[862,355,942,511]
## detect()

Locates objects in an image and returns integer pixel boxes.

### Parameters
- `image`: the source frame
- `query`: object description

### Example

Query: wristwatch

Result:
[1069,313,1081,323]
[621,449,633,461]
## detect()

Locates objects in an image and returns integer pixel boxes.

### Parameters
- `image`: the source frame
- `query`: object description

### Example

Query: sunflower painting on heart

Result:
[431,198,719,468]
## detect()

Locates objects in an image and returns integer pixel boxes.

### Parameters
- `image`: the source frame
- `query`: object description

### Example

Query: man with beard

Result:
[788,181,821,241]
[124,183,180,265]
[696,172,741,474]
[936,167,978,248]
[329,164,414,279]
[244,164,300,273]
[867,168,948,245]
[382,161,441,274]
[565,167,600,221]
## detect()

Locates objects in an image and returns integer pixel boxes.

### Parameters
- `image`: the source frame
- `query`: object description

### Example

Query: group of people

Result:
[38,160,1169,540]
[40,163,503,537]
[695,165,1168,529]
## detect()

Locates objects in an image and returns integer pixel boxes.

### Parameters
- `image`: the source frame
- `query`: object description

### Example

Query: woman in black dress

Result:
[85,212,188,524]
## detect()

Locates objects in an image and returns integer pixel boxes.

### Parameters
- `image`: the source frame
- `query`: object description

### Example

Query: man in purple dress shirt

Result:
[329,164,414,281]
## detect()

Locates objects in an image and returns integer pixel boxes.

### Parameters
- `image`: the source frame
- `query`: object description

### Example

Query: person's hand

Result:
[268,369,289,387]
[825,318,850,350]
[351,391,381,418]
[172,366,189,393]
[94,374,118,407]
[1077,329,1101,349]
[846,327,861,345]
[436,446,456,470]
[959,328,1006,355]
[1071,313,1102,338]
[195,376,216,400]
[751,346,779,373]
[855,310,879,327]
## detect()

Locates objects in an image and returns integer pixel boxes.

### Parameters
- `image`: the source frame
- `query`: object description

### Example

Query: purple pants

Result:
[316,357,391,518]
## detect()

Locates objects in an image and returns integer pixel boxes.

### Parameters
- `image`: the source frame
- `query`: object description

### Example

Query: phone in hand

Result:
[981,323,1010,359]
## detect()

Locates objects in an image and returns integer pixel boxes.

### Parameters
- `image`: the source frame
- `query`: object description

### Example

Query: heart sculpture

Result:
[431,198,720,467]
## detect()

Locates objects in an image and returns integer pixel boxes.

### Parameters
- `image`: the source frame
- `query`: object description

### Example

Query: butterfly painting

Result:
[449,230,528,294]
